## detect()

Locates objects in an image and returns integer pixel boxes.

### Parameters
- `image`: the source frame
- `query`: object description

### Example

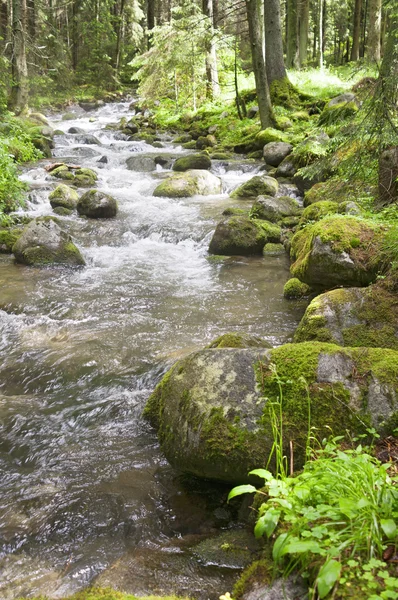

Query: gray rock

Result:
[328,92,358,107]
[12,219,85,267]
[153,170,222,198]
[275,155,296,178]
[68,127,85,134]
[126,155,156,172]
[77,190,118,218]
[49,184,79,210]
[247,106,259,119]
[230,175,279,199]
[73,134,101,145]
[250,195,301,222]
[209,216,270,256]
[242,575,308,600]
[263,142,293,167]
[144,343,398,483]
[173,154,212,171]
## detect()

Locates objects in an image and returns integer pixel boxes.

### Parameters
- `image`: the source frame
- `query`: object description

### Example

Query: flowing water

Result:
[0,101,306,599]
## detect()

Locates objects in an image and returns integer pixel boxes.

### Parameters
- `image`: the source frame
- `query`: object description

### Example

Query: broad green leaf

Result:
[339,497,358,517]
[285,539,322,555]
[317,560,342,599]
[249,468,273,482]
[381,518,397,539]
[227,485,257,502]
[254,508,281,538]
[294,486,310,501]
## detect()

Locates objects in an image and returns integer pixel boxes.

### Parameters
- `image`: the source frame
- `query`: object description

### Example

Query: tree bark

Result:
[286,0,298,68]
[147,0,155,48]
[297,0,309,67]
[203,0,220,99]
[10,0,29,113]
[367,0,382,62]
[245,0,274,128]
[351,0,362,61]
[264,0,288,82]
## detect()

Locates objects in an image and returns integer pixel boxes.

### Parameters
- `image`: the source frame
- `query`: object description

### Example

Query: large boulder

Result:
[77,190,118,218]
[318,93,359,126]
[250,195,301,223]
[144,342,398,482]
[172,154,211,171]
[290,216,386,289]
[208,216,280,256]
[126,155,156,172]
[294,285,398,349]
[49,184,79,210]
[153,170,222,198]
[230,175,278,199]
[263,142,293,167]
[12,219,85,267]
[275,155,296,178]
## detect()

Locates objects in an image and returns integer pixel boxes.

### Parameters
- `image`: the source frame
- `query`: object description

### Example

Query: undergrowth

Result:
[229,367,398,600]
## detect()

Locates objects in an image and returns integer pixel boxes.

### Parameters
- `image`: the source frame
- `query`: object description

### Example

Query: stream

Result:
[0,101,307,599]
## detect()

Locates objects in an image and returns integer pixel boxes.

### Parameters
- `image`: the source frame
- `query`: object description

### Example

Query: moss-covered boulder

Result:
[77,190,118,218]
[275,155,296,178]
[250,195,301,223]
[230,175,278,199]
[263,243,285,256]
[153,170,222,198]
[299,201,339,225]
[263,142,293,167]
[49,184,79,210]
[50,165,98,187]
[207,333,271,349]
[172,154,211,172]
[318,93,359,127]
[290,216,386,289]
[283,278,310,299]
[143,343,398,482]
[12,219,85,267]
[255,128,288,148]
[294,285,398,349]
[208,216,276,256]
[0,228,23,253]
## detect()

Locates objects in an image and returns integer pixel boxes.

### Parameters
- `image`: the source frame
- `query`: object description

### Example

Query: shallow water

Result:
[0,101,306,598]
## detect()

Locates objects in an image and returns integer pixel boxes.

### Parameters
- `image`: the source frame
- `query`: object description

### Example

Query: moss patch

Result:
[283,278,310,299]
[24,589,188,600]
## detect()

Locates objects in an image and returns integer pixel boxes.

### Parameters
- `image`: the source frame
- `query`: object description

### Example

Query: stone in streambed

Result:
[262,142,293,167]
[126,154,156,172]
[230,175,278,199]
[49,184,79,210]
[250,196,301,223]
[153,170,221,198]
[294,285,398,349]
[172,153,212,171]
[12,219,85,267]
[208,216,280,256]
[144,342,398,482]
[290,216,386,289]
[77,190,118,219]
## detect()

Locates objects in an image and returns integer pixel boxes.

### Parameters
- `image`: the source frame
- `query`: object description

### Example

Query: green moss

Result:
[49,184,79,209]
[299,201,339,225]
[23,588,188,600]
[253,220,281,243]
[153,174,197,198]
[172,154,211,172]
[283,278,310,299]
[233,558,274,600]
[0,228,22,253]
[222,207,248,217]
[290,215,386,284]
[209,216,269,255]
[230,176,278,199]
[269,77,301,108]
[263,243,285,256]
[206,333,269,349]
[318,101,359,126]
[255,128,288,148]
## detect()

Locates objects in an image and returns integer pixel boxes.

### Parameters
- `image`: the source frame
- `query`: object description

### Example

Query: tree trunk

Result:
[203,0,220,99]
[318,0,323,69]
[72,0,79,70]
[264,0,288,82]
[376,14,398,205]
[367,0,381,62]
[10,0,29,113]
[286,0,298,68]
[245,0,274,128]
[297,0,309,67]
[351,0,362,61]
[147,0,155,47]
